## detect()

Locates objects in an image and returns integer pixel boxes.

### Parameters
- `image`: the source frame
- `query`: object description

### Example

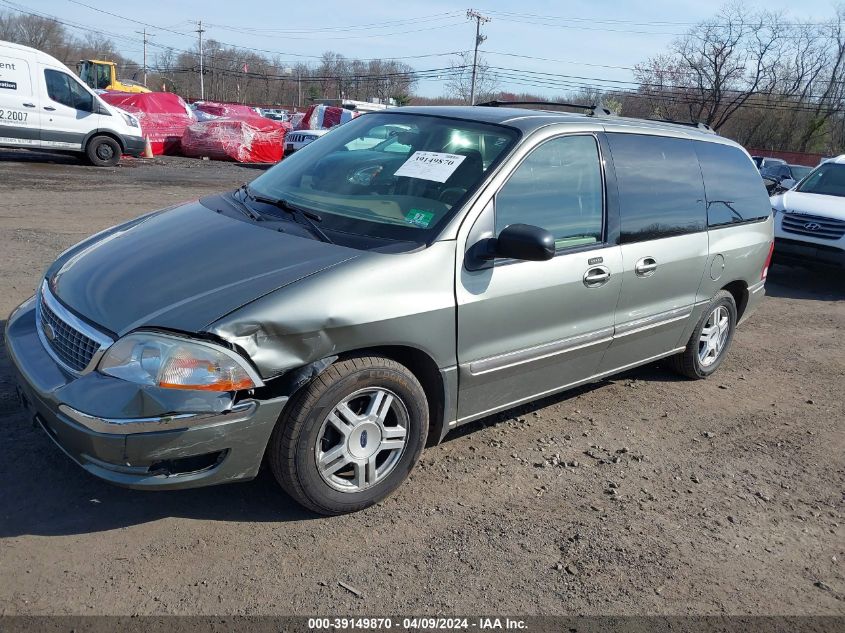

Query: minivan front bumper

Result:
[5,297,287,490]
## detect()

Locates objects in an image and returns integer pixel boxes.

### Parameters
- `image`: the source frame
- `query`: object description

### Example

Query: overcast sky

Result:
[28,0,845,97]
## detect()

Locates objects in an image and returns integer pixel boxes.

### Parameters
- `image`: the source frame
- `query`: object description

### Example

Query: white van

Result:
[0,40,145,166]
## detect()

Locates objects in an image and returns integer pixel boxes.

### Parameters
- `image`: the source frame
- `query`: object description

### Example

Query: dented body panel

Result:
[209,241,458,379]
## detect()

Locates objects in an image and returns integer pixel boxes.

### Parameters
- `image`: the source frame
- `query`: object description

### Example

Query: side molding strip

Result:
[469,327,614,376]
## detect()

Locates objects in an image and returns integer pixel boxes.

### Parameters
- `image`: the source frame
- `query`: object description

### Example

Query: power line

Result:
[481,8,835,28]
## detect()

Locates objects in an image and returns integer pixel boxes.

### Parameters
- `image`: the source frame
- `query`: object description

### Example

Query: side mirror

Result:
[487,223,555,261]
[780,178,796,189]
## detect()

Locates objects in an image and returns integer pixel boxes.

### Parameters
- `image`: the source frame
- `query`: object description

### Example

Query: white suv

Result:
[771,155,845,268]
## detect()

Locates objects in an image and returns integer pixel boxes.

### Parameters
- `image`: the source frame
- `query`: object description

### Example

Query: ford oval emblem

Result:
[360,430,368,448]
[43,322,56,341]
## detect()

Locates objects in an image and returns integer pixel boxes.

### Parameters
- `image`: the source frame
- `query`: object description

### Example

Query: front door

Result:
[456,133,623,423]
[0,54,40,147]
[37,66,97,151]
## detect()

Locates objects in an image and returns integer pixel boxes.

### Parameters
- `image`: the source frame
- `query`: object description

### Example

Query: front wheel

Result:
[85,135,121,167]
[268,356,429,515]
[669,290,737,379]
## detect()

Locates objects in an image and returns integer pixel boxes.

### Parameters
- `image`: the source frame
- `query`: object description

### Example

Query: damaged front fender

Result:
[208,240,459,381]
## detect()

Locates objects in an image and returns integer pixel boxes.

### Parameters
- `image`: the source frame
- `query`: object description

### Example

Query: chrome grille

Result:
[37,283,111,374]
[286,133,313,144]
[782,213,845,240]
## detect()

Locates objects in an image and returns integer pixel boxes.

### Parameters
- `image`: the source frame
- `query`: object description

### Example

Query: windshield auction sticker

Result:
[393,151,467,183]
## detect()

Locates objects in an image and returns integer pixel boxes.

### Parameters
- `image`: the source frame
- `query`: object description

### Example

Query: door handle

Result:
[583,266,611,288]
[22,102,35,108]
[43,106,56,111]
[635,257,658,277]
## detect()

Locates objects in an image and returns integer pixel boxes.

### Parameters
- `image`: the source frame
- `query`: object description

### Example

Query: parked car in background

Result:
[6,106,773,515]
[761,163,813,194]
[261,108,290,122]
[0,40,145,166]
[771,155,845,268]
[284,128,330,155]
[752,156,787,170]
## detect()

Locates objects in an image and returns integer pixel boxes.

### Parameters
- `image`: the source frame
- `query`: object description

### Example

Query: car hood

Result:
[776,191,845,220]
[46,199,358,335]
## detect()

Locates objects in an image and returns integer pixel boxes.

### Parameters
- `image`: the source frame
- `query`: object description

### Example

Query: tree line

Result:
[2,5,843,153]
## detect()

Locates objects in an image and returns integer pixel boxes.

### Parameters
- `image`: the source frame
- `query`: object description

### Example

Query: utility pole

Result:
[135,28,153,87]
[195,20,205,100]
[466,9,490,105]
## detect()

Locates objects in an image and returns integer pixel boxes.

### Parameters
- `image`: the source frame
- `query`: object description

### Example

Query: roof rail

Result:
[477,100,614,117]
[648,118,715,133]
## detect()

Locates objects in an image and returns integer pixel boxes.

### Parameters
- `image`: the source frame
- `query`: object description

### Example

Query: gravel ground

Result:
[0,150,843,616]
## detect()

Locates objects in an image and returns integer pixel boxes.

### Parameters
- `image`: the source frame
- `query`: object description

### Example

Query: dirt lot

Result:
[0,150,843,617]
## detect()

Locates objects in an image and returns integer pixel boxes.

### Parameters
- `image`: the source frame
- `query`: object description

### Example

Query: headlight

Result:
[99,332,261,391]
[121,112,139,128]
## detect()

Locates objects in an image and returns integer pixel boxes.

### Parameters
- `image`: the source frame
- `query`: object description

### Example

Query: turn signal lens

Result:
[99,332,260,391]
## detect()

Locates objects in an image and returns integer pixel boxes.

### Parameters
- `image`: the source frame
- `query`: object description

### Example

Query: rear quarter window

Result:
[694,141,771,227]
[606,133,706,243]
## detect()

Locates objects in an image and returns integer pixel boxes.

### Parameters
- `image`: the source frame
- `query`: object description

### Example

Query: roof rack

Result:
[647,118,715,133]
[477,100,614,117]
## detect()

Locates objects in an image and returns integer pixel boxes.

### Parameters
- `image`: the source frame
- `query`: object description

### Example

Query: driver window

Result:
[44,69,94,112]
[96,64,111,90]
[495,135,603,250]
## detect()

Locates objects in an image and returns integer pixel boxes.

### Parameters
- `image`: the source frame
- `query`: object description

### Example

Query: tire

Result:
[669,290,738,379]
[268,356,429,515]
[85,135,121,167]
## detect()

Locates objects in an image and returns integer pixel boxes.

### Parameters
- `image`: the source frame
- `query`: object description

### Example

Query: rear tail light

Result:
[762,240,775,280]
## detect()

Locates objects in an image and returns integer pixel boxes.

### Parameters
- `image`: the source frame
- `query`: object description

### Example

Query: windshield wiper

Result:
[244,186,334,244]
[232,184,265,221]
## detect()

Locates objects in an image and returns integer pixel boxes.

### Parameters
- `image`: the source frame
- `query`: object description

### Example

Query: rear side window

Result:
[495,134,603,250]
[44,69,93,111]
[606,133,706,243]
[695,142,772,226]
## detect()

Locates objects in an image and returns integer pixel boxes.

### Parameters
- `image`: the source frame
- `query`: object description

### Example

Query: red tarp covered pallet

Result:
[181,117,290,163]
[192,101,260,120]
[100,91,195,155]
[296,104,359,130]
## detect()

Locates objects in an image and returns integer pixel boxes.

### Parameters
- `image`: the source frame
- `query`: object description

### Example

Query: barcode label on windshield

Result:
[393,151,466,183]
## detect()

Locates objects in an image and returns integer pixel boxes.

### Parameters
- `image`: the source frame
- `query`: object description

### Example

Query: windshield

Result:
[790,165,811,180]
[796,163,845,197]
[249,112,519,243]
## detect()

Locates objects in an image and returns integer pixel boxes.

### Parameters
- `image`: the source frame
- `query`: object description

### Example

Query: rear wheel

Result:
[85,135,121,167]
[670,290,737,379]
[268,356,428,515]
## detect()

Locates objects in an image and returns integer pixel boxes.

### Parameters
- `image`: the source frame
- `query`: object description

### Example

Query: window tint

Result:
[44,69,93,111]
[607,133,706,242]
[495,135,603,250]
[694,141,771,226]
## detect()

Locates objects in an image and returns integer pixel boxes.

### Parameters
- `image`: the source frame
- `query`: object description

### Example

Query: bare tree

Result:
[445,52,498,104]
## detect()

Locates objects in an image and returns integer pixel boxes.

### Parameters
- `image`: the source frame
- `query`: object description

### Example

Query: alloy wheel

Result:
[315,387,409,493]
[698,305,730,367]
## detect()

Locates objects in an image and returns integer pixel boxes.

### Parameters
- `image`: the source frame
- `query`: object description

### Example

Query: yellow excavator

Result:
[77,60,151,93]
